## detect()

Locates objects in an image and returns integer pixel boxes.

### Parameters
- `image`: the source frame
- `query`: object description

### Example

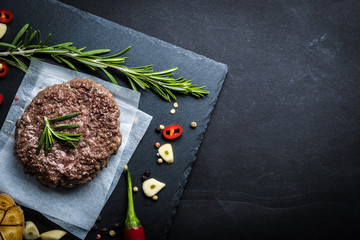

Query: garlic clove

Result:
[23,221,40,240]
[40,230,66,240]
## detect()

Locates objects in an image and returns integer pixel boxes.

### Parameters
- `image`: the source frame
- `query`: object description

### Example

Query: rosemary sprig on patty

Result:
[36,112,81,156]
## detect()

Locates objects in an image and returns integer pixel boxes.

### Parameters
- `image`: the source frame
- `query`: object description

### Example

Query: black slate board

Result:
[0,0,227,239]
[55,1,360,240]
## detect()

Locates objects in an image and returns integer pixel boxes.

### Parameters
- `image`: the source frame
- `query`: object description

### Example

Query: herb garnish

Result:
[0,24,210,101]
[36,112,81,156]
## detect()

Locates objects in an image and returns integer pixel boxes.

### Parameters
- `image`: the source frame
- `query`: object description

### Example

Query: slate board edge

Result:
[51,0,228,71]
[160,69,228,240]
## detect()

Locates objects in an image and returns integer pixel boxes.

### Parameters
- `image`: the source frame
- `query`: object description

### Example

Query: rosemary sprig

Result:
[36,112,81,156]
[0,24,210,101]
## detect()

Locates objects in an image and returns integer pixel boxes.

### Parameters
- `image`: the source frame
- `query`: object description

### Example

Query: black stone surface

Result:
[0,0,226,240]
[2,0,360,240]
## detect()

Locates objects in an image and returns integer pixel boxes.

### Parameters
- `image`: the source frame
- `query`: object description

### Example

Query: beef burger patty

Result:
[14,78,122,188]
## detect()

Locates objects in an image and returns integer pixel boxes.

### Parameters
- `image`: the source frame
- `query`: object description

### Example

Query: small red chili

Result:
[0,9,13,24]
[0,93,3,105]
[124,168,145,240]
[162,124,183,140]
[0,60,8,77]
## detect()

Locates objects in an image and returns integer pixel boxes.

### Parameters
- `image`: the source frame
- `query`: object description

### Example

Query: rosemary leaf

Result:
[52,55,63,64]
[103,46,131,58]
[36,127,47,154]
[51,42,74,48]
[49,112,80,121]
[127,76,138,92]
[57,56,77,71]
[128,74,147,90]
[36,30,41,45]
[0,57,27,72]
[0,42,17,48]
[10,24,29,48]
[41,33,52,47]
[66,141,77,148]
[27,30,38,45]
[142,67,178,76]
[101,68,118,85]
[45,128,49,156]
[9,54,28,72]
[51,124,80,129]
[79,49,111,56]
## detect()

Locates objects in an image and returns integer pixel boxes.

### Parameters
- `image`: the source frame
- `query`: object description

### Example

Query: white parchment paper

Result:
[0,59,152,239]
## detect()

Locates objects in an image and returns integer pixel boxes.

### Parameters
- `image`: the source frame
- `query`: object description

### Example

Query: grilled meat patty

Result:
[14,78,122,188]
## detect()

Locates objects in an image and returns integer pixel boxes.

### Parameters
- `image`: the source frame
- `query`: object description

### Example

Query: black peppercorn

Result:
[141,175,148,182]
[91,224,98,231]
[112,222,120,229]
[155,127,161,133]
[143,171,150,177]
[96,215,102,222]
[101,227,108,235]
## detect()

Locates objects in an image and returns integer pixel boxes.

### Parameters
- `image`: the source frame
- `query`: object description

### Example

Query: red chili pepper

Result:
[162,124,183,140]
[0,60,8,77]
[0,9,13,24]
[0,93,3,105]
[124,167,145,240]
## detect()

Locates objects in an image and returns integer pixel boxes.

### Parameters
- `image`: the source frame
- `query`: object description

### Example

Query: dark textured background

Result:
[2,0,360,239]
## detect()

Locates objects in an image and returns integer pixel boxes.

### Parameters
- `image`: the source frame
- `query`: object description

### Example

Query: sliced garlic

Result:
[0,23,7,39]
[158,143,174,163]
[142,178,166,197]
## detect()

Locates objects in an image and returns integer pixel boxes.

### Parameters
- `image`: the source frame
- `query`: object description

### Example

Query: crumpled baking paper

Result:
[0,59,152,239]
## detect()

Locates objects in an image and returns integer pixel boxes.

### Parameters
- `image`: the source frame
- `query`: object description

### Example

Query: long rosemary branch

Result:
[0,24,209,101]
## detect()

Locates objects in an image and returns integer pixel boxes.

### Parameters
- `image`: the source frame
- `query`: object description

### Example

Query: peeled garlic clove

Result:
[24,221,40,240]
[142,178,166,197]
[0,23,7,39]
[40,230,67,240]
